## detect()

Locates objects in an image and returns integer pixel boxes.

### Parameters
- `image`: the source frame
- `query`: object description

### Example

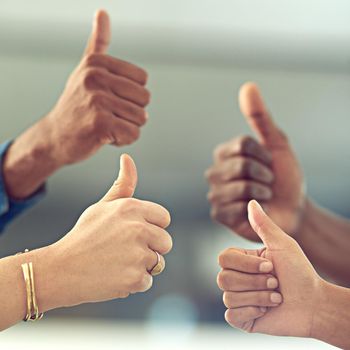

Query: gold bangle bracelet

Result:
[18,249,44,322]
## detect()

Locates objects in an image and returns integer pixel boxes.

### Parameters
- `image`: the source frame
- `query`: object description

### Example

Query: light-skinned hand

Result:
[218,200,324,337]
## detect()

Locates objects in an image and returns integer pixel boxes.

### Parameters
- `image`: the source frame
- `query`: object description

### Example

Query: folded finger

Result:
[218,248,273,273]
[223,290,282,308]
[225,306,265,331]
[217,269,278,291]
[214,136,272,165]
[147,225,173,255]
[208,181,272,204]
[206,156,274,184]
[140,200,171,229]
[86,53,148,85]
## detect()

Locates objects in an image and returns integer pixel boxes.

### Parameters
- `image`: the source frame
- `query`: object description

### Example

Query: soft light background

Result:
[0,0,349,349]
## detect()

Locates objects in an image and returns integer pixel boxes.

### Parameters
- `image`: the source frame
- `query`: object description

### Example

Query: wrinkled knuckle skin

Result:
[140,69,148,85]
[223,292,233,308]
[82,67,103,89]
[117,198,140,215]
[141,89,151,106]
[84,53,101,67]
[213,143,225,159]
[136,274,153,292]
[132,272,147,291]
[217,270,230,290]
[138,110,148,126]
[218,248,231,267]
[165,235,173,254]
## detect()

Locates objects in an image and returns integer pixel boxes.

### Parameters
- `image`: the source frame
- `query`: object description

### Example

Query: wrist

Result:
[16,244,70,313]
[293,197,317,243]
[3,117,61,199]
[310,279,336,343]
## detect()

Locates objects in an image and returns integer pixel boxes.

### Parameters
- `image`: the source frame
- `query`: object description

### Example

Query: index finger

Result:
[86,54,148,85]
[218,247,273,274]
[140,200,171,229]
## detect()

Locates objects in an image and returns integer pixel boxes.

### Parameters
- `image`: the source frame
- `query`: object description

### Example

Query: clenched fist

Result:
[206,83,305,241]
[218,200,324,337]
[43,154,172,310]
[47,10,150,166]
[3,10,150,200]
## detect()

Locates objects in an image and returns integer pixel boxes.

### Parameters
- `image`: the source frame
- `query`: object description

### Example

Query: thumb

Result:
[247,200,291,249]
[239,82,288,150]
[84,9,111,56]
[102,154,138,201]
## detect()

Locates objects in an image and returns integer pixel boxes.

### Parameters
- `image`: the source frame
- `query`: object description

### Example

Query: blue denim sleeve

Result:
[0,140,46,233]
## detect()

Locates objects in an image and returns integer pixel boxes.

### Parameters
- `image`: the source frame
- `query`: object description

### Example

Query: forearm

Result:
[296,198,350,286]
[0,245,65,331]
[312,280,350,349]
[2,116,60,199]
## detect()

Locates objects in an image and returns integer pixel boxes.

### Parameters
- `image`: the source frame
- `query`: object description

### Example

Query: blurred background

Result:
[0,0,349,348]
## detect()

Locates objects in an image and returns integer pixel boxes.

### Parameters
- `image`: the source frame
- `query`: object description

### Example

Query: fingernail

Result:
[259,261,273,273]
[259,307,267,313]
[266,277,278,289]
[270,292,282,303]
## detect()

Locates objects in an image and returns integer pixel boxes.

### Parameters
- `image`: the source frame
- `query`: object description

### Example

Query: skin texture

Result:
[206,82,304,241]
[3,10,150,200]
[206,82,350,286]
[218,200,350,349]
[0,154,172,331]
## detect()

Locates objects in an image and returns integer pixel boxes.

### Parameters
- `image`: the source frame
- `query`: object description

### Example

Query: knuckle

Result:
[84,53,100,66]
[82,67,103,89]
[138,68,148,85]
[217,270,230,290]
[136,273,152,292]
[218,249,230,267]
[131,221,148,237]
[225,310,239,328]
[237,136,255,154]
[117,198,141,215]
[138,109,148,126]
[143,89,151,105]
[223,292,232,308]
[160,233,173,254]
[213,143,225,159]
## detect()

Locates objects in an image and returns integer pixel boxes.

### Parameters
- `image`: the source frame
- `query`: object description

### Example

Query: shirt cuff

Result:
[0,140,46,231]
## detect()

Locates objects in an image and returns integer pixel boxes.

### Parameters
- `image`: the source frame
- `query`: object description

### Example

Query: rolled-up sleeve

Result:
[0,141,45,233]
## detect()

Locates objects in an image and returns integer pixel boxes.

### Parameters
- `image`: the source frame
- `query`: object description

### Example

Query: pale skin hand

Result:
[218,200,350,350]
[3,10,150,200]
[0,154,172,331]
[206,82,350,286]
